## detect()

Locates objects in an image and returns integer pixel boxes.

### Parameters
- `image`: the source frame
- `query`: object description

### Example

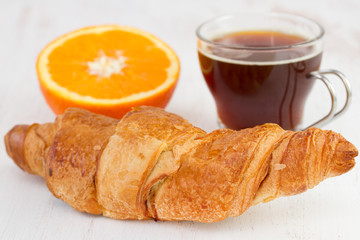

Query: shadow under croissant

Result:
[4,106,358,223]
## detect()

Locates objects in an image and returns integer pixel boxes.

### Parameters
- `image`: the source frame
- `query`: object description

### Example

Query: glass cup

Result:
[196,13,351,131]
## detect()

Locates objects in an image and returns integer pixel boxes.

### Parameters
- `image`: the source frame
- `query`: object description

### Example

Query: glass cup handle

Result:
[302,69,352,130]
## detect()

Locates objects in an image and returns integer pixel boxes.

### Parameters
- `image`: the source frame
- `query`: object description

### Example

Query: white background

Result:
[1,0,359,239]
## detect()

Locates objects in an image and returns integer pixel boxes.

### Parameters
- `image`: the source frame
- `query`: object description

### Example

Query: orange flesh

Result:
[47,30,170,99]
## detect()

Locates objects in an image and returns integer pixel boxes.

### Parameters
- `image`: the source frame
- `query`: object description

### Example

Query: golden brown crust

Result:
[96,131,166,219]
[228,124,286,217]
[4,107,358,222]
[23,123,55,177]
[151,125,285,222]
[5,124,33,173]
[253,128,358,205]
[96,106,207,219]
[45,108,119,215]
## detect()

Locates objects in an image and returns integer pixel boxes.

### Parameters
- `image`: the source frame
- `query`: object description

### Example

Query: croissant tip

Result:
[4,124,33,173]
[332,137,358,175]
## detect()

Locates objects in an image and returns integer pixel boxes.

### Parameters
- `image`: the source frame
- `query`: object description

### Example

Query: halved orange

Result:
[37,25,180,118]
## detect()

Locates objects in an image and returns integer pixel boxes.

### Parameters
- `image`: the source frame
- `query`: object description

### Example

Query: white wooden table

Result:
[1,0,359,239]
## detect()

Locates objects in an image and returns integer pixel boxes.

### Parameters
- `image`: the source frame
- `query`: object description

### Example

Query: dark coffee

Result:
[198,30,322,130]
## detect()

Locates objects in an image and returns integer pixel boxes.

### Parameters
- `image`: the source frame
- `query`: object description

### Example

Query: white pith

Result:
[87,50,127,78]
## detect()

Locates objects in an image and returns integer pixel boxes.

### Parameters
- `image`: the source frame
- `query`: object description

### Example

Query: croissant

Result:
[4,107,357,223]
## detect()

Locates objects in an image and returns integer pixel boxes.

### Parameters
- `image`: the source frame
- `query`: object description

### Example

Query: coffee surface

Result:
[213,30,306,48]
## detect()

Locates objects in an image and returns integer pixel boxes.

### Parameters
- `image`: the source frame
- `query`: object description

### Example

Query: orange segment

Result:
[37,25,180,118]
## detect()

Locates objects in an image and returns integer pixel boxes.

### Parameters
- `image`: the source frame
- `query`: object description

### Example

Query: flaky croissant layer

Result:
[4,107,358,222]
